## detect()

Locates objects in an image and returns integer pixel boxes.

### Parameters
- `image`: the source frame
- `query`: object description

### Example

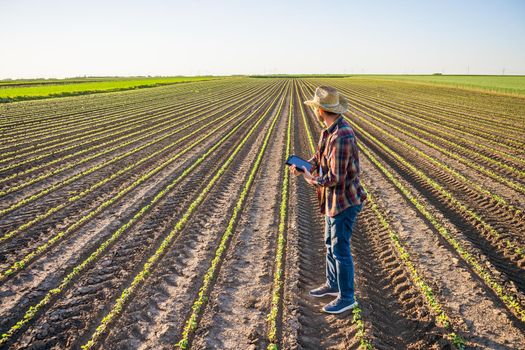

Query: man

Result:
[290,85,367,314]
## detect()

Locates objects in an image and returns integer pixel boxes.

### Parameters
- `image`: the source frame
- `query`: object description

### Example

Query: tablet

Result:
[285,155,313,173]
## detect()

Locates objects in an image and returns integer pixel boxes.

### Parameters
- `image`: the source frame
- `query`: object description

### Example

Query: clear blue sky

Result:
[1,0,524,78]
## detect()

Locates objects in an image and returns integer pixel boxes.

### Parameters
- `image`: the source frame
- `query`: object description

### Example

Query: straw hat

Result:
[304,85,349,114]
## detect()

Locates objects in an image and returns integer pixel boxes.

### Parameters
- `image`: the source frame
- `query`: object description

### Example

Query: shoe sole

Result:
[322,301,358,314]
[309,291,339,298]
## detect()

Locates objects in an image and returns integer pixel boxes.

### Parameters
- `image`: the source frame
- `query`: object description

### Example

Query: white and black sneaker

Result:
[309,284,339,298]
[322,297,358,314]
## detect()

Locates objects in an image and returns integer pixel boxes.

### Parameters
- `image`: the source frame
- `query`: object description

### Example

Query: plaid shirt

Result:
[307,115,367,217]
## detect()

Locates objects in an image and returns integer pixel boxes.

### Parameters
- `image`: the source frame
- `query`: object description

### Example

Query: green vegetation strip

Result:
[83,82,288,350]
[0,80,234,139]
[360,75,525,97]
[0,77,221,103]
[296,81,373,350]
[266,86,292,349]
[0,84,197,148]
[0,82,285,347]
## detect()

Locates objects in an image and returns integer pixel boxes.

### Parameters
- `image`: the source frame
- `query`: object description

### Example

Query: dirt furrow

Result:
[0,83,275,265]
[0,80,235,147]
[0,81,269,202]
[189,94,288,349]
[4,86,282,350]
[281,86,360,350]
[351,204,449,349]
[358,144,525,349]
[83,94,286,350]
[0,105,252,321]
[360,137,525,298]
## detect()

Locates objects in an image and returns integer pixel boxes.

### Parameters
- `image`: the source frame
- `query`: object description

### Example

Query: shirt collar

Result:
[323,115,343,135]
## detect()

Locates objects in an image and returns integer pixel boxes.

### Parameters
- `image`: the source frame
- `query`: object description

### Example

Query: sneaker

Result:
[322,297,358,314]
[309,284,339,298]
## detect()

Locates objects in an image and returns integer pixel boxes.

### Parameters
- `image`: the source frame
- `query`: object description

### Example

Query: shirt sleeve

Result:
[308,132,325,175]
[312,136,352,187]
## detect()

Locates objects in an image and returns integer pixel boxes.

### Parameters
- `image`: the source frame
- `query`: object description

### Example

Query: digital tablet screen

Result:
[285,155,312,173]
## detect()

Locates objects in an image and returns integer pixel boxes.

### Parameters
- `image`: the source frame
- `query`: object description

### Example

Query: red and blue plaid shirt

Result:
[307,115,367,217]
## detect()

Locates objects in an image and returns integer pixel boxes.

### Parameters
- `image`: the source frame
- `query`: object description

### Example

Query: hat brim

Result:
[303,95,349,114]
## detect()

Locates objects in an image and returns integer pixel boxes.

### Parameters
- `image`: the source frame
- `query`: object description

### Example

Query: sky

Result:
[1,0,524,78]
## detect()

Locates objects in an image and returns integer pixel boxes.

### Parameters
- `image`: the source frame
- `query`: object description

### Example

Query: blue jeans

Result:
[324,203,363,302]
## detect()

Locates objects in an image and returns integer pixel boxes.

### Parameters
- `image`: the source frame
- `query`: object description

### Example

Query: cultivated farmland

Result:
[0,77,524,349]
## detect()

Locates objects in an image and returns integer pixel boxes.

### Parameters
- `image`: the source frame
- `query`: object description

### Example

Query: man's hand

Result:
[301,165,317,185]
[289,165,317,185]
[289,164,302,176]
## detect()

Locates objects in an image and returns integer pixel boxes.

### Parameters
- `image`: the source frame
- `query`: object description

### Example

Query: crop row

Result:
[266,84,293,349]
[0,80,288,347]
[347,104,523,219]
[299,79,468,348]
[0,81,275,218]
[1,80,262,171]
[313,81,525,219]
[383,83,525,126]
[357,139,525,322]
[0,80,258,163]
[339,84,525,164]
[308,78,524,153]
[363,188,466,349]
[0,78,237,130]
[295,81,373,349]
[344,82,525,141]
[318,78,523,130]
[0,81,225,145]
[325,82,525,181]
[347,107,525,254]
[302,80,525,201]
[83,81,290,350]
[300,81,525,321]
[0,81,281,280]
[0,86,274,242]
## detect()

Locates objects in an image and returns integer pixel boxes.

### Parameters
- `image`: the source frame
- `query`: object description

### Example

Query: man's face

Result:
[314,107,324,124]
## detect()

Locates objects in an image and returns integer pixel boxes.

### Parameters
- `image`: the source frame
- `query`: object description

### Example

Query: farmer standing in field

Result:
[290,85,367,314]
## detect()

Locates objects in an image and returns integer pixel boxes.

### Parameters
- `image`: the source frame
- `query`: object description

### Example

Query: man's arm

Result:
[310,136,352,187]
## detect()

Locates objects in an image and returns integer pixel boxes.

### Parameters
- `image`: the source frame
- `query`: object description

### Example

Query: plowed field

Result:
[1,77,524,349]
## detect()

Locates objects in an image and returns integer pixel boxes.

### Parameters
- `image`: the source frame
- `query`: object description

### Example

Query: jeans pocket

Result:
[343,207,359,234]
[343,216,353,234]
